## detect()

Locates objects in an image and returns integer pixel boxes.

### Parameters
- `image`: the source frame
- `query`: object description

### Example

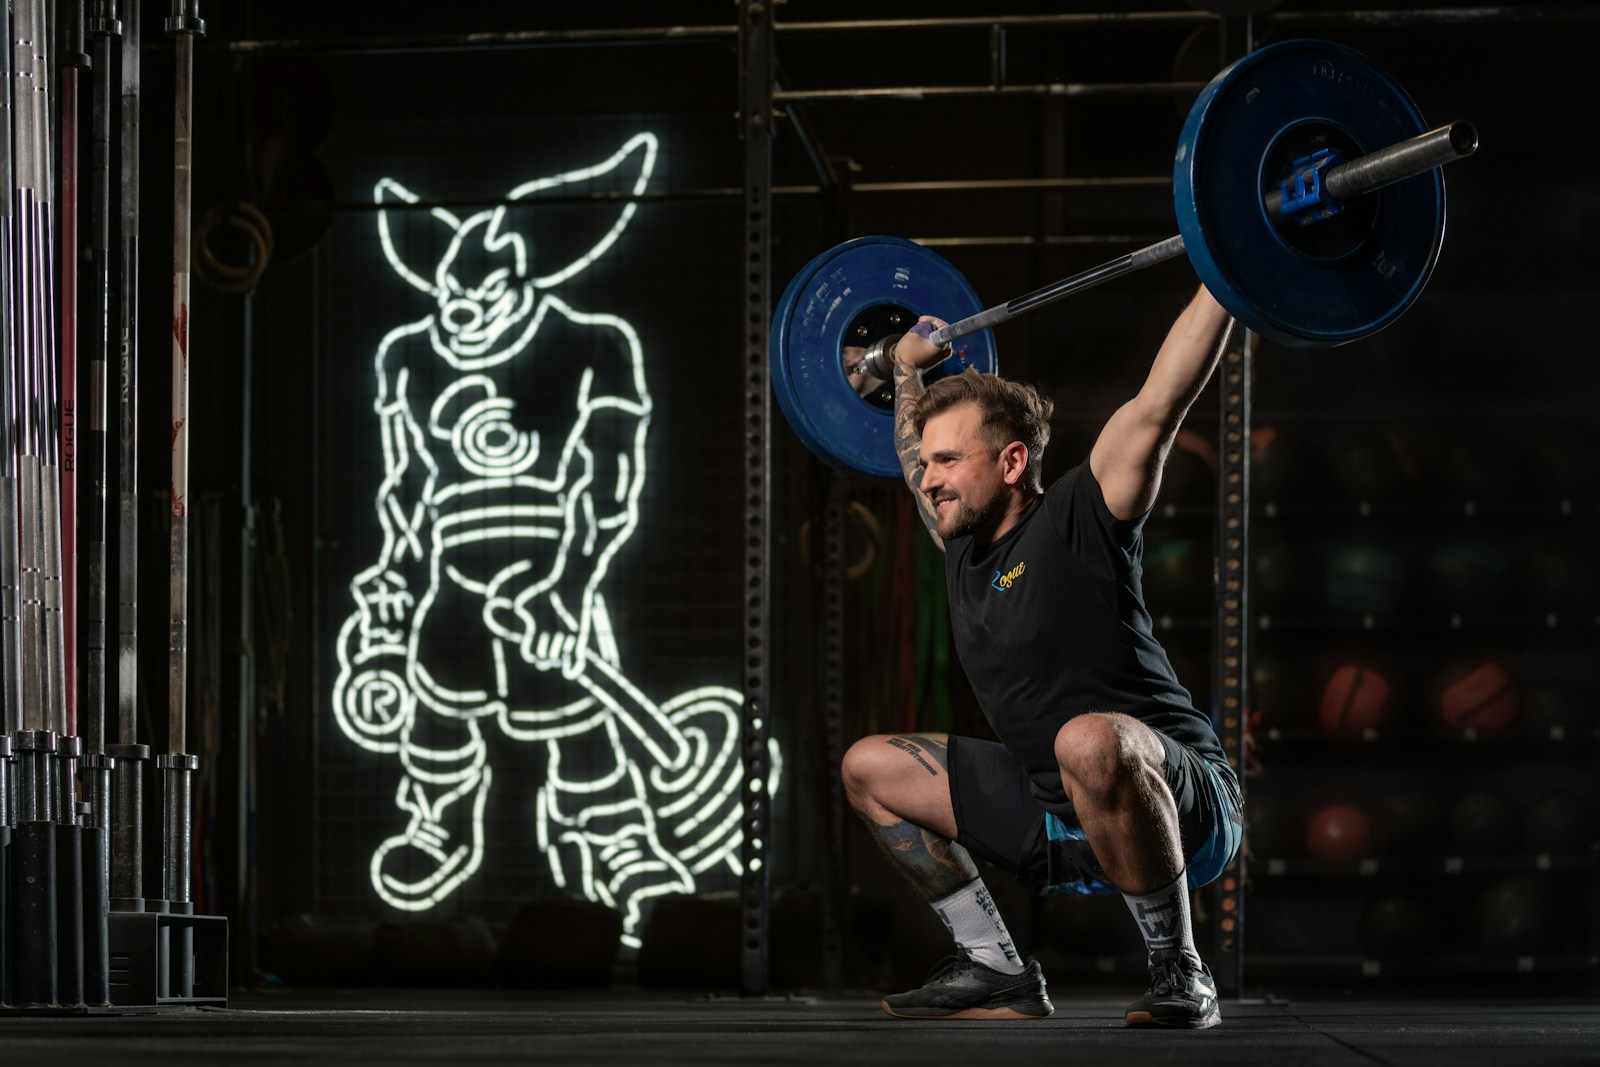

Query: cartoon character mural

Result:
[331,132,777,946]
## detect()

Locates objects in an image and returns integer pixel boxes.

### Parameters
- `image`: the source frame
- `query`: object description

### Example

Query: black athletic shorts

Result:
[948,730,1242,897]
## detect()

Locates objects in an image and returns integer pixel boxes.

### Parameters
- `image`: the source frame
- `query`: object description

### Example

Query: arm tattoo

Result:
[893,362,945,551]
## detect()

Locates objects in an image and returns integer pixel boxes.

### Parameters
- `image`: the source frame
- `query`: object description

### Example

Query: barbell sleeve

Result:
[924,124,1476,352]
[1323,121,1477,202]
[856,120,1477,381]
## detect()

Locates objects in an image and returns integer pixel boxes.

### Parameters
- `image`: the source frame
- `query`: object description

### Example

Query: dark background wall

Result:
[125,0,1599,991]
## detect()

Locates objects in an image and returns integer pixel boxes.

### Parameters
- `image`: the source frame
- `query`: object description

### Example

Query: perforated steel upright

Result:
[737,0,775,998]
[1210,328,1252,999]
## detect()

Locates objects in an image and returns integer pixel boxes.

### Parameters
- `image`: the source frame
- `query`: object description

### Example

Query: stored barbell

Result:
[770,39,1478,478]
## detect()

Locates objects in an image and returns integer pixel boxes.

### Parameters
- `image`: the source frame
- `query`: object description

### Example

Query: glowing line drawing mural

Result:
[331,132,778,945]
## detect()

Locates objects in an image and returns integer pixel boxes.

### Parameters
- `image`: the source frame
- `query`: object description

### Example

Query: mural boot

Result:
[373,762,493,911]
[536,768,695,946]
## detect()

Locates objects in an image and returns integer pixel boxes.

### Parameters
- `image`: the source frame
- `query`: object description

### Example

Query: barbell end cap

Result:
[859,334,902,381]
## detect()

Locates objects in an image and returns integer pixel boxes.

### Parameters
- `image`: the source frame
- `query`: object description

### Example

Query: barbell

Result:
[770,39,1479,478]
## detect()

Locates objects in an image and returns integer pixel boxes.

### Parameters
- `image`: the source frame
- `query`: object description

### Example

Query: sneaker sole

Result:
[882,1001,1053,1021]
[1124,1009,1220,1029]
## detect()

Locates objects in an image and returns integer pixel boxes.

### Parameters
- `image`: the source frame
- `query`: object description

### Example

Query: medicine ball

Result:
[1433,432,1519,505]
[1324,543,1407,616]
[1428,540,1511,615]
[1371,788,1444,856]
[1247,894,1357,955]
[1250,528,1307,614]
[1317,655,1401,736]
[1475,876,1550,955]
[1447,789,1521,856]
[1521,679,1594,741]
[1305,802,1372,862]
[1525,422,1600,505]
[1523,789,1597,855]
[1250,424,1323,505]
[1244,791,1297,860]
[1250,654,1311,736]
[1359,894,1440,959]
[1521,541,1597,617]
[1325,428,1420,504]
[1430,654,1520,737]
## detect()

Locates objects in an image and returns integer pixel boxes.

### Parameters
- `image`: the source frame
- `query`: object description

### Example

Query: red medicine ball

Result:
[1433,656,1520,736]
[1318,660,1395,735]
[1306,803,1372,861]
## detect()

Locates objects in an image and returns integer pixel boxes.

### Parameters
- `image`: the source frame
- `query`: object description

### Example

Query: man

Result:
[840,285,1243,1029]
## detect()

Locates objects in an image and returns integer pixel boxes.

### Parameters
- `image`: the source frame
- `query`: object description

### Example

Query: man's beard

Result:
[935,486,1007,541]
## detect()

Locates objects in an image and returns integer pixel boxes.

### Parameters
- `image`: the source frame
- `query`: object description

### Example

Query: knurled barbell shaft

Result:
[863,121,1476,375]
[925,234,1185,348]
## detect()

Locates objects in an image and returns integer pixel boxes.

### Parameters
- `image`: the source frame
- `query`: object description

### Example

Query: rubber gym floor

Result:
[1,988,1596,1065]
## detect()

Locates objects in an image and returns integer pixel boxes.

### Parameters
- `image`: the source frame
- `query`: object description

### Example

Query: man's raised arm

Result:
[1090,286,1233,521]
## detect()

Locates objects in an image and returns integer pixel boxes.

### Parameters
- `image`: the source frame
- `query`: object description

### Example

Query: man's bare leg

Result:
[1055,712,1220,1028]
[842,734,1031,984]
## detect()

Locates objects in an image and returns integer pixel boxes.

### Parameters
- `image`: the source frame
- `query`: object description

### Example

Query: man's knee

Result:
[1054,713,1161,799]
[842,734,944,813]
[841,735,892,810]
[842,734,959,840]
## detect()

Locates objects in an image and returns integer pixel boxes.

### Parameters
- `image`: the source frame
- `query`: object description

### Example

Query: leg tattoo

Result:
[886,736,941,775]
[866,819,978,902]
[857,734,977,902]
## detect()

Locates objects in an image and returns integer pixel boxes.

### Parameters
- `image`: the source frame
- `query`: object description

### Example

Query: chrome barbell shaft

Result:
[860,121,1477,379]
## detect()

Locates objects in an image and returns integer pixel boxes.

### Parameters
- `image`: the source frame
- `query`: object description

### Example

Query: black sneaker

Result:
[881,954,1053,1020]
[1124,953,1220,1029]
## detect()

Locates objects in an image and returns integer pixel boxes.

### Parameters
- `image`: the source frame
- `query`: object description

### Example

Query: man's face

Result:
[919,402,1011,541]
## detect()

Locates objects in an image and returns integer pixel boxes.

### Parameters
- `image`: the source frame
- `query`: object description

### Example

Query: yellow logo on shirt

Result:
[991,561,1027,592]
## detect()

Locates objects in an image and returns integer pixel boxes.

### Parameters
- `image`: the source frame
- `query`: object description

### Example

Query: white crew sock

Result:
[931,879,1025,974]
[1122,870,1202,970]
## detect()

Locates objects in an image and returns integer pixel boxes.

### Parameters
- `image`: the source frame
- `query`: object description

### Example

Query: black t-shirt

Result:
[945,461,1226,812]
